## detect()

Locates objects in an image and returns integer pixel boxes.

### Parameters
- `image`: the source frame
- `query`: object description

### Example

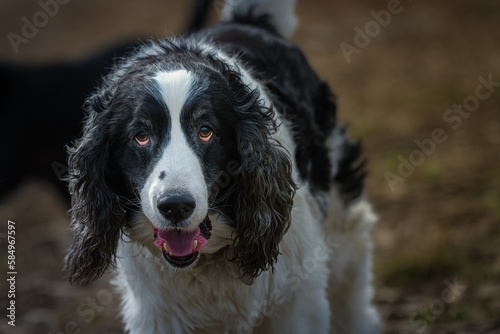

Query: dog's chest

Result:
[117,247,270,332]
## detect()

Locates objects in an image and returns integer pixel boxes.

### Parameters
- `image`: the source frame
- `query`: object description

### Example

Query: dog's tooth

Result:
[193,239,198,251]
[163,242,168,252]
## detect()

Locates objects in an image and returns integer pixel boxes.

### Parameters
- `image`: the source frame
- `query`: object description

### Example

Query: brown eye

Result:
[135,131,150,146]
[199,126,214,142]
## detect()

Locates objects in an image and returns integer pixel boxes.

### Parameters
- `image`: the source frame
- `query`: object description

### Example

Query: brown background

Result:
[1,0,499,333]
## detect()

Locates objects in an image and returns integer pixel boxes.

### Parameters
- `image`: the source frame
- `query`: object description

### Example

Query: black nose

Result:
[157,194,196,223]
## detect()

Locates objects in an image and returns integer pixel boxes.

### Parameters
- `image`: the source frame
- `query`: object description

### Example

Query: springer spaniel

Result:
[65,0,381,332]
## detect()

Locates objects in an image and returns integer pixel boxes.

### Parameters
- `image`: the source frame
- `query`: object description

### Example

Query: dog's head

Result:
[65,42,296,285]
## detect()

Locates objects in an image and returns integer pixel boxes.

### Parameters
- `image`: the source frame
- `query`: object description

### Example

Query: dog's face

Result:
[111,69,239,268]
[65,46,296,285]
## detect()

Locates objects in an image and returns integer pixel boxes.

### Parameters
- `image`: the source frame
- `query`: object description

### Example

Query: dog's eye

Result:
[135,131,150,146]
[199,126,214,142]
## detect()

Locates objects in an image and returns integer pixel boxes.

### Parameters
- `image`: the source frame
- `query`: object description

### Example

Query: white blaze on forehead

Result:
[153,70,193,121]
[140,69,208,230]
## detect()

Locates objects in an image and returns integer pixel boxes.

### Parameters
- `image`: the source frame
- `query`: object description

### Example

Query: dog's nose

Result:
[157,194,196,223]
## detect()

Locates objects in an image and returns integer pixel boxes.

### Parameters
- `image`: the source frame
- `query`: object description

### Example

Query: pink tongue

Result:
[154,227,207,257]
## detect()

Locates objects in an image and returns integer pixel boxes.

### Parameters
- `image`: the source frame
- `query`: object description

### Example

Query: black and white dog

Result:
[65,0,381,332]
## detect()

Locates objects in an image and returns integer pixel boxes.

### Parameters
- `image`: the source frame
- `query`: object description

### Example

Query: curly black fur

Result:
[222,73,297,279]
[64,92,126,286]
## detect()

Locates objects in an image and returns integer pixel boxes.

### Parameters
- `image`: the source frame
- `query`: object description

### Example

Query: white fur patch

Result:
[140,70,208,231]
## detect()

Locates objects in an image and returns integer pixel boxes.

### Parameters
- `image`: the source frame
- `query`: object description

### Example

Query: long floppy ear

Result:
[230,90,297,280]
[64,91,125,286]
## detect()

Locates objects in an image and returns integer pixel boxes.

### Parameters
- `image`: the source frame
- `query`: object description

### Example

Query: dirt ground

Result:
[1,0,499,333]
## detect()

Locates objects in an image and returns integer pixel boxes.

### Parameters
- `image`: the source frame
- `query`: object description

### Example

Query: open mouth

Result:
[152,216,212,268]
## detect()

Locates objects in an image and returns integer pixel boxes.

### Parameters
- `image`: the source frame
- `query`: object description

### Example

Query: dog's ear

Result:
[65,90,125,286]
[229,89,297,281]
